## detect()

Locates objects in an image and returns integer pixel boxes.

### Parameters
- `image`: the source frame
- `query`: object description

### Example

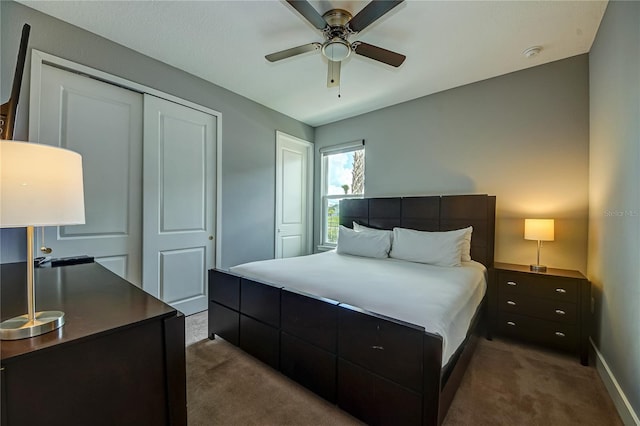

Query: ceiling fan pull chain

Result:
[40,226,52,254]
[329,58,333,83]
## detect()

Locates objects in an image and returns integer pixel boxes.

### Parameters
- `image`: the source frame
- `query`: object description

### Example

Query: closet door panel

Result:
[143,94,217,315]
[34,63,143,285]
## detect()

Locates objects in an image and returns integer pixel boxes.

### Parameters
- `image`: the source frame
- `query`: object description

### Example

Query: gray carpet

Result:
[185,311,621,425]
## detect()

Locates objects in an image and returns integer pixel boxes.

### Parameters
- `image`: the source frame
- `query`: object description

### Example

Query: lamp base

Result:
[0,311,65,340]
[530,264,547,273]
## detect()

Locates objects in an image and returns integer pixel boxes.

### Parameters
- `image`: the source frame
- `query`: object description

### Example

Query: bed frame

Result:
[208,194,495,425]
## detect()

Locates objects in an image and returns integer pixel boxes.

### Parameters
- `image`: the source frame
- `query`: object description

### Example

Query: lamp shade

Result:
[1,140,85,227]
[524,219,554,241]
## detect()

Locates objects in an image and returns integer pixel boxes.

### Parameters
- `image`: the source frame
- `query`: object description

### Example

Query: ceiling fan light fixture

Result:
[322,38,351,62]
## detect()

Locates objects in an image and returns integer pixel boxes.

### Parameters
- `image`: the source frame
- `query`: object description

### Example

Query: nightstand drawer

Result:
[498,293,577,324]
[498,312,577,352]
[498,271,578,302]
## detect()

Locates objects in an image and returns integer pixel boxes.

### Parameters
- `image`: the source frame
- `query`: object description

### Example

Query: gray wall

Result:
[589,0,640,419]
[315,56,590,273]
[0,1,314,269]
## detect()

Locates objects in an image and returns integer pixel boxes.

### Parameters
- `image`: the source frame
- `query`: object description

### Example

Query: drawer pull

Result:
[506,300,516,306]
[555,288,567,294]
[371,345,384,351]
[506,321,516,326]
[555,331,566,337]
[555,309,566,315]
[507,281,517,286]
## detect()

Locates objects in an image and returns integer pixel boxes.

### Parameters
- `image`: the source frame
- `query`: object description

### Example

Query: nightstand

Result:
[488,262,591,365]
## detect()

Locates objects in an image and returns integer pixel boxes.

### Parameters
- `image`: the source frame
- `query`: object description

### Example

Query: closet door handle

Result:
[507,300,516,306]
[555,288,567,294]
[506,321,516,326]
[555,332,566,337]
[507,281,517,286]
[555,309,566,315]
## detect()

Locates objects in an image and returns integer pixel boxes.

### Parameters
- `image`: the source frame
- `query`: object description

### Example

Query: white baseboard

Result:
[591,338,640,425]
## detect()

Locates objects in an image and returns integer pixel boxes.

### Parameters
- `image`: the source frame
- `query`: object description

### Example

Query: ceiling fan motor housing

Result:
[321,9,354,62]
[322,9,352,27]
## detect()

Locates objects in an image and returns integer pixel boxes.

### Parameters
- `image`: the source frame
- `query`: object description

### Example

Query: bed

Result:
[208,194,496,425]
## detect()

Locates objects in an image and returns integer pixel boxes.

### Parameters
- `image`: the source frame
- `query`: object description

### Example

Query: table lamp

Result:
[524,218,554,272]
[0,140,85,340]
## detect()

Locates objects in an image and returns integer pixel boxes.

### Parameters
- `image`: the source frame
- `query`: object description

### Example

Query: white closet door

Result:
[275,131,313,258]
[34,64,143,285]
[143,94,216,315]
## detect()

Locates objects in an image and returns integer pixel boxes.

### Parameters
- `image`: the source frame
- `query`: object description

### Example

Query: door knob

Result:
[208,235,214,240]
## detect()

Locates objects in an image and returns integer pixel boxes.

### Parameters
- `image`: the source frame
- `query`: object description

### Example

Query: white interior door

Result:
[33,64,143,285]
[143,94,216,315]
[275,131,313,258]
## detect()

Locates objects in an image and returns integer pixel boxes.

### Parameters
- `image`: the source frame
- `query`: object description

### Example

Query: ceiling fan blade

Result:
[286,0,327,30]
[327,60,341,87]
[266,42,321,62]
[348,0,404,33]
[352,42,406,67]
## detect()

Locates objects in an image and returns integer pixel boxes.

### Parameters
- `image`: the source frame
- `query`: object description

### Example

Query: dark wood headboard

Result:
[339,194,496,267]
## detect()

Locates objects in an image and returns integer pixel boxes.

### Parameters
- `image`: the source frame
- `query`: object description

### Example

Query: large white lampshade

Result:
[1,141,85,227]
[524,219,555,242]
[524,218,554,272]
[0,140,85,340]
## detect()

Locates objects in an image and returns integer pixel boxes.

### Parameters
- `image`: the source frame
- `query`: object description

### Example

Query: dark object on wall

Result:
[0,23,30,140]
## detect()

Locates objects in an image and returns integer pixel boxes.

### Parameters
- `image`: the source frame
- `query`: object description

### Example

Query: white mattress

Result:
[230,250,487,366]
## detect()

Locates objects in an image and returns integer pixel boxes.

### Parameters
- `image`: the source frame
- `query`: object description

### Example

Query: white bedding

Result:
[230,250,487,366]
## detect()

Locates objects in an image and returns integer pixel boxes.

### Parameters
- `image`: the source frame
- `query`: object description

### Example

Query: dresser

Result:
[0,262,187,426]
[488,262,591,365]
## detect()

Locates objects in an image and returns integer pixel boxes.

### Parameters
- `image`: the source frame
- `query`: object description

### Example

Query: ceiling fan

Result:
[266,0,406,88]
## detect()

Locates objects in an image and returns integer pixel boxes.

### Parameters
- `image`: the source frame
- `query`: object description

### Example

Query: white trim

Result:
[30,50,220,117]
[275,131,314,257]
[319,139,364,154]
[29,49,224,269]
[319,143,365,245]
[215,110,222,269]
[590,338,640,425]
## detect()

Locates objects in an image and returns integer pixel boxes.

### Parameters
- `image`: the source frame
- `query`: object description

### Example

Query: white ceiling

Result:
[18,0,607,127]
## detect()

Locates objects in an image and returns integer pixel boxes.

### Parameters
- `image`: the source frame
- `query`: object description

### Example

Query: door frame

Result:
[275,130,313,258]
[28,49,223,269]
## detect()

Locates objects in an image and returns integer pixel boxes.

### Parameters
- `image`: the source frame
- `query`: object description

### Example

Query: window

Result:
[320,140,365,246]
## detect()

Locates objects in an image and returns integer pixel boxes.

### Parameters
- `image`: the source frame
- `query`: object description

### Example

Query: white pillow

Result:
[337,225,391,258]
[461,226,473,262]
[353,221,394,246]
[352,221,371,231]
[389,227,468,267]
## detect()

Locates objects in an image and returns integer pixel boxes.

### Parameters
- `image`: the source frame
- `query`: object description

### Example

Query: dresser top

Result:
[1,262,177,361]
[493,262,587,280]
